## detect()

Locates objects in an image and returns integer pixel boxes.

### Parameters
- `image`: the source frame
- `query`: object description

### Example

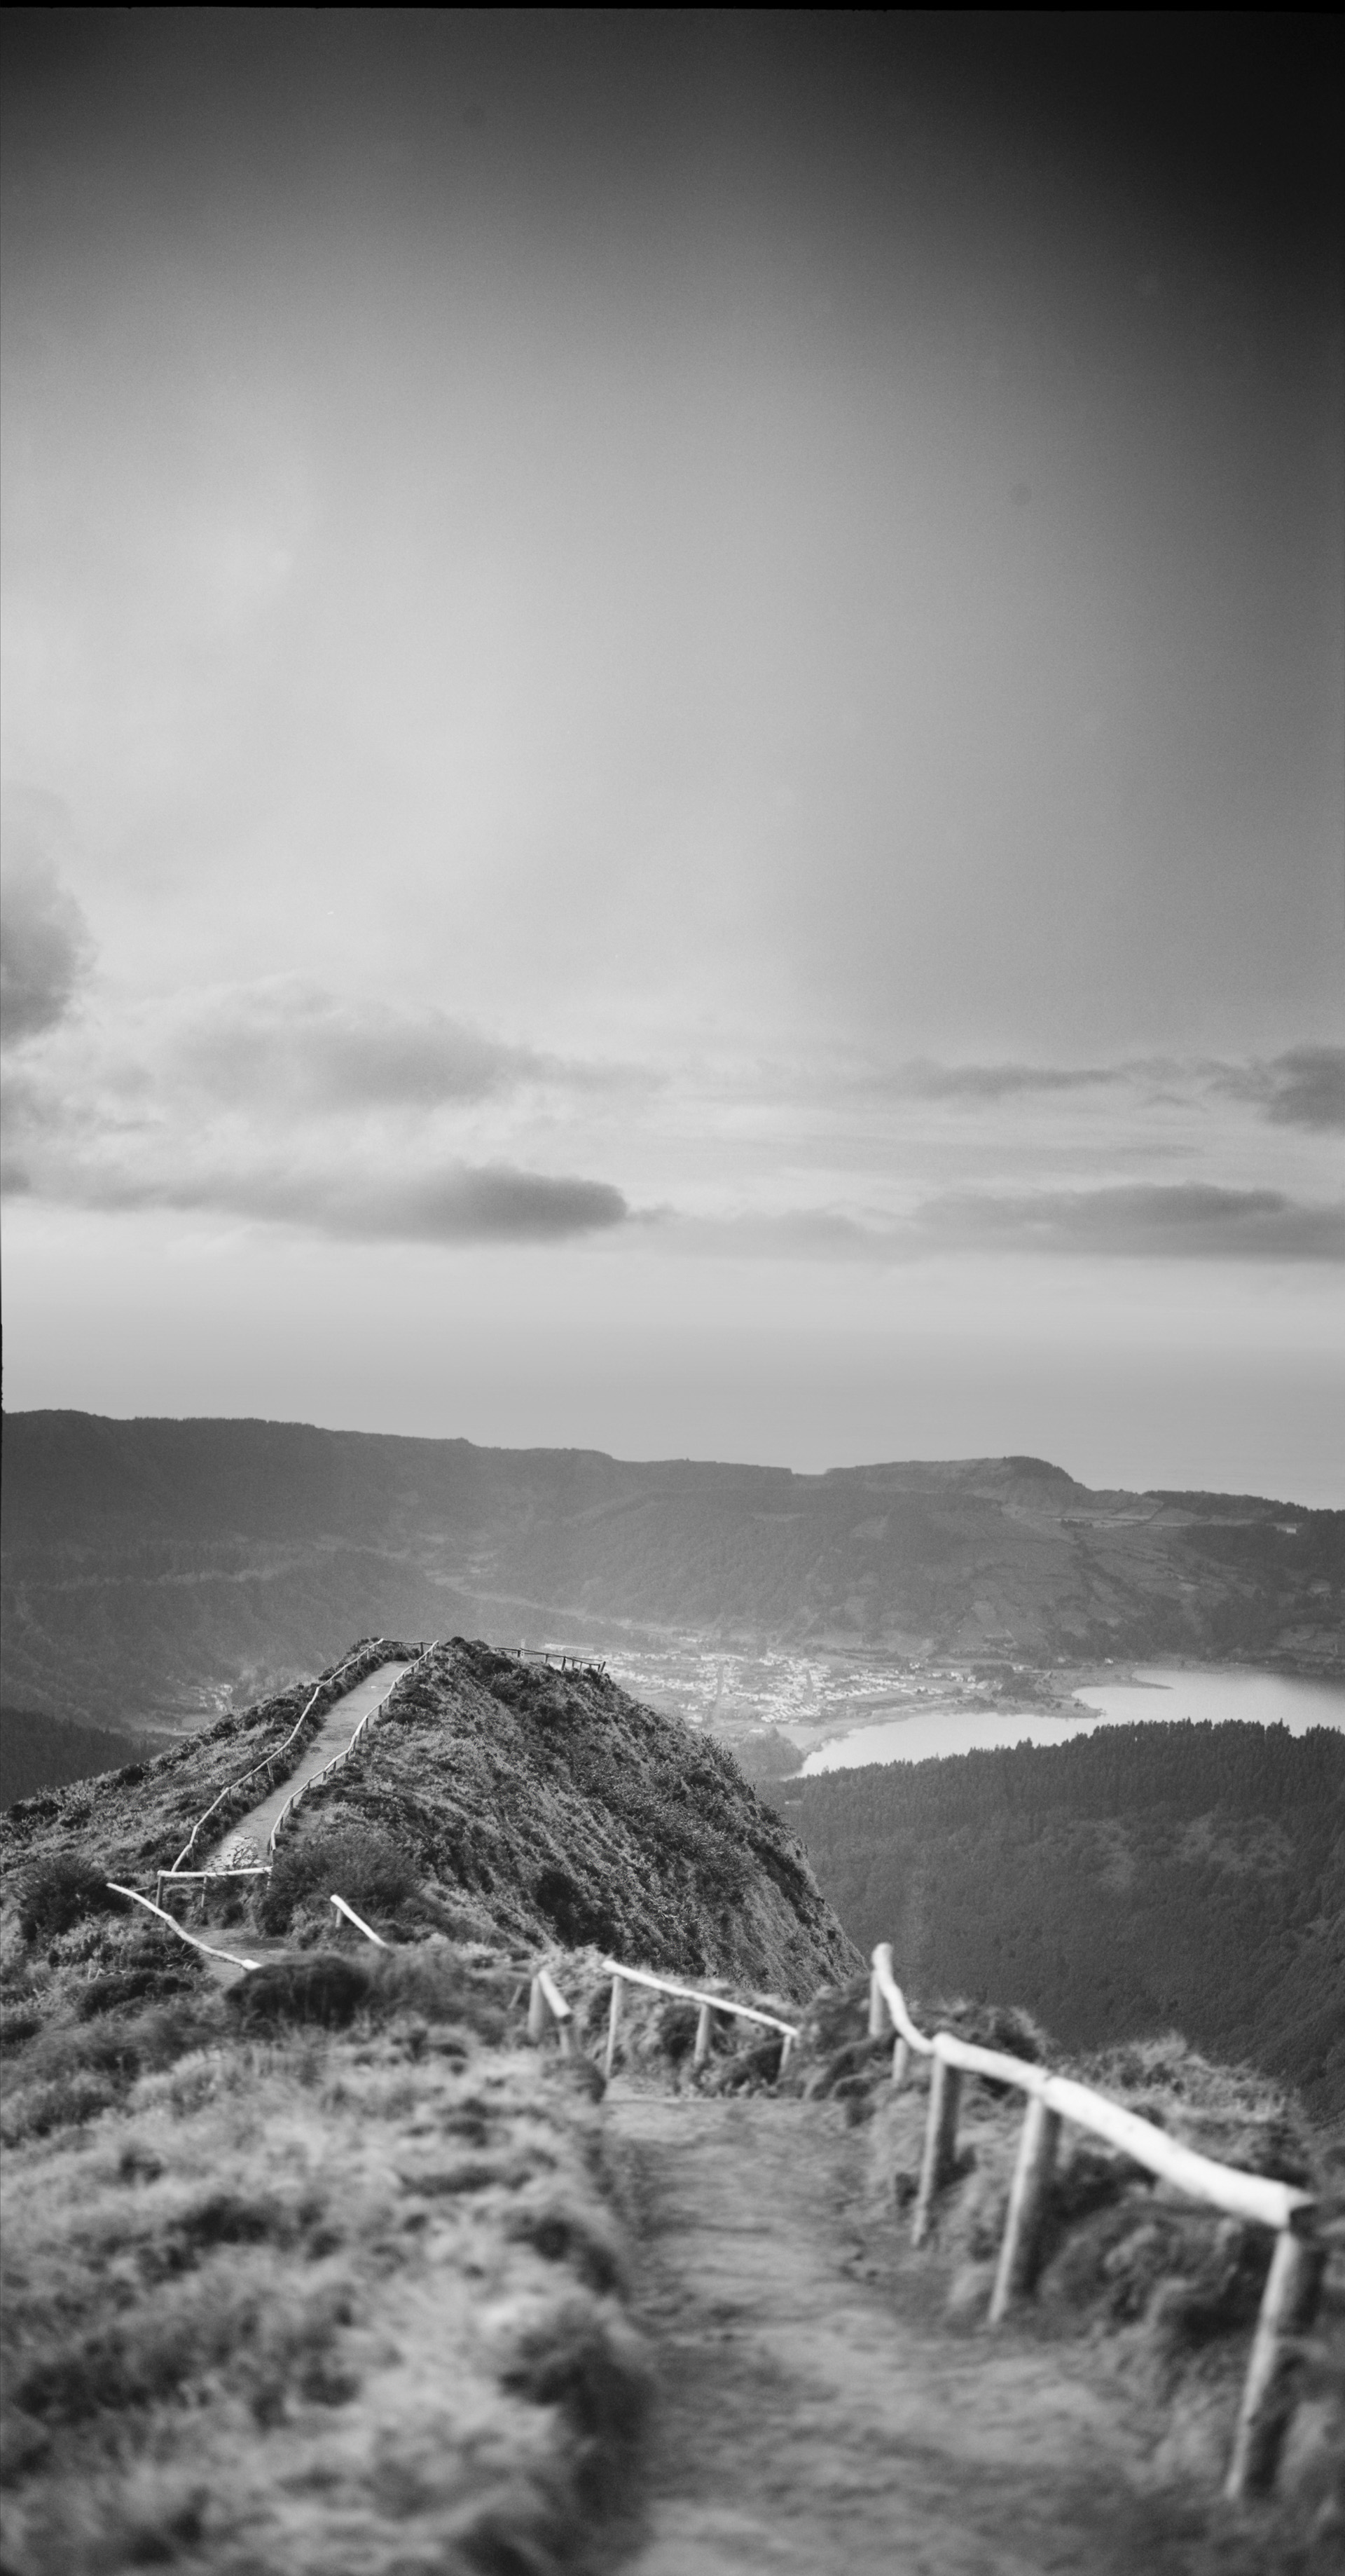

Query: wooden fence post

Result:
[694,2000,715,2067]
[1225,2225,1327,2500]
[527,1975,548,2043]
[604,1973,624,2079]
[912,2057,962,2247]
[989,2094,1061,2322]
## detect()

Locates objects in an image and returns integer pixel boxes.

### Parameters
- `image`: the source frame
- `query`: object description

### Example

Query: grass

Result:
[0,1940,649,2576]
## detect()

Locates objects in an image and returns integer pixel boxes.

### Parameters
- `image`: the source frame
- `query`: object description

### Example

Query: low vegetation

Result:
[0,1914,649,2576]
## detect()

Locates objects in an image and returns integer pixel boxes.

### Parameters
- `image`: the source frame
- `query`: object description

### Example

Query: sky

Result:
[1,11,1342,1501]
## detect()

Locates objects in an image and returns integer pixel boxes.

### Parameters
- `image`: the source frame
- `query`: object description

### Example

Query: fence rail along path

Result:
[525,1941,1325,2507]
[153,1643,436,1906]
[867,1943,1324,2503]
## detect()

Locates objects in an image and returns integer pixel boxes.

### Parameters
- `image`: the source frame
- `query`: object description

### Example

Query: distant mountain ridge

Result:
[2,1409,1339,1732]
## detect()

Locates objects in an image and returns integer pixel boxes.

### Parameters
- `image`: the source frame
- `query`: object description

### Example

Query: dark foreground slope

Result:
[785,1720,1345,2116]
[1,1640,858,1999]
[4,1410,1341,1729]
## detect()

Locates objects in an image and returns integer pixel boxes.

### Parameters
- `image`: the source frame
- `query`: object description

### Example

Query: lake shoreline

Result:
[796,1662,1345,1777]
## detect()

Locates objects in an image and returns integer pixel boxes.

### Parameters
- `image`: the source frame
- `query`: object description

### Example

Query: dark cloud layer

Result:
[0,855,93,1047]
[885,1062,1122,1103]
[914,1183,1342,1263]
[28,1158,629,1245]
[1209,1046,1345,1135]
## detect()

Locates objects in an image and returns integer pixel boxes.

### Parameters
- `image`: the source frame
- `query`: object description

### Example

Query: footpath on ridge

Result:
[183,1657,413,1976]
[197,1659,413,1873]
[603,2090,1239,2576]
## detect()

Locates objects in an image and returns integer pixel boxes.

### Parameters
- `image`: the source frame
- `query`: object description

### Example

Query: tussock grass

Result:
[1,1991,649,2575]
[258,1822,418,1938]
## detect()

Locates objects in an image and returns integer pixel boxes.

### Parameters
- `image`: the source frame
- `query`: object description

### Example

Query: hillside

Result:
[0,1640,858,1999]
[783,1720,1345,2117]
[0,1708,146,1810]
[4,1411,1340,1732]
[1,1647,1341,2572]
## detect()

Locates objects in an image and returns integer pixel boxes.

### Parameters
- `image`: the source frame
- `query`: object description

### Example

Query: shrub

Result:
[256,1823,418,1936]
[0,2005,44,2055]
[75,1970,193,2020]
[1,2069,120,2145]
[533,1865,619,1952]
[361,1941,512,2043]
[18,1858,128,1944]
[226,1954,372,2030]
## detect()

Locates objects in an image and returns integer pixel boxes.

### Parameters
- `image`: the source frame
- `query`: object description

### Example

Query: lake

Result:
[800,1664,1345,1776]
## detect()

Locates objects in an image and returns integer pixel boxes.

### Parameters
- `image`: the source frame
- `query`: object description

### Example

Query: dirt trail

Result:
[177,1659,413,1978]
[605,2092,1226,2576]
[198,1659,413,1871]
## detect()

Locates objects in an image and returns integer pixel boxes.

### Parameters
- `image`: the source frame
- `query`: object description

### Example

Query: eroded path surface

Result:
[605,2092,1219,2576]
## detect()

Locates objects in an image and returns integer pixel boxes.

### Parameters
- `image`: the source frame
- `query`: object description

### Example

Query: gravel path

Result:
[604,2091,1231,2576]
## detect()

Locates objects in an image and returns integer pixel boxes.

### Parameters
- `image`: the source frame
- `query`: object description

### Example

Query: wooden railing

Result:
[507,1647,608,1676]
[869,1945,1325,2502]
[106,1879,261,1972]
[155,1643,437,1904]
[164,1643,378,1879]
[527,1965,576,2055]
[263,1643,438,1858]
[330,1892,387,1948]
[600,1958,799,2081]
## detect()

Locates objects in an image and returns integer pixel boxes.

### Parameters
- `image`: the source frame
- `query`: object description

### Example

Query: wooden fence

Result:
[155,1642,437,1905]
[867,1943,1325,2502]
[598,1957,799,2079]
[262,1643,438,1858]
[506,1647,609,1676]
[526,1943,1325,2502]
[163,1643,380,1881]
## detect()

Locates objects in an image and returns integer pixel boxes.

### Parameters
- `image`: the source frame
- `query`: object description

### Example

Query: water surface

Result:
[801,1665,1344,1776]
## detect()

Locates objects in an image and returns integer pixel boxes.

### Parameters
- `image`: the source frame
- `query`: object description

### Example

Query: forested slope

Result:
[0,1708,146,1809]
[783,1722,1345,2116]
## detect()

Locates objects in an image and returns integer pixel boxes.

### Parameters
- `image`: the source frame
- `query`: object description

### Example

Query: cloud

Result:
[313,1166,629,1242]
[6,1149,628,1243]
[159,982,656,1117]
[1206,1046,1345,1134]
[912,1182,1343,1261]
[171,987,549,1111]
[873,1060,1125,1103]
[0,961,640,1247]
[0,840,95,1047]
